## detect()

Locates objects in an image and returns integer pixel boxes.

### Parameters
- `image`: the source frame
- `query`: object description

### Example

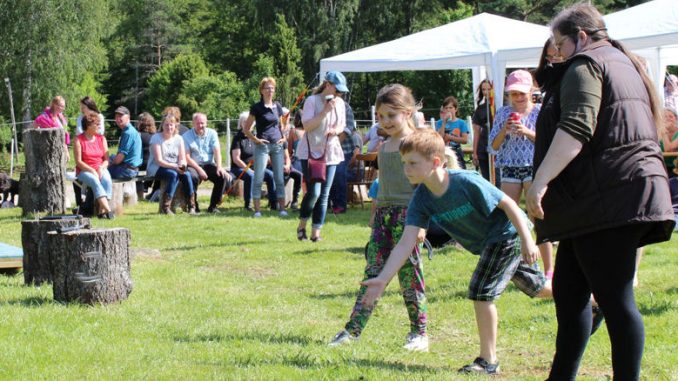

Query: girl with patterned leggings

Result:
[328,84,430,351]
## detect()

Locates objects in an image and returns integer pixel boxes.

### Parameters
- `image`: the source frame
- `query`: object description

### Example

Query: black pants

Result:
[548,224,651,381]
[284,167,303,204]
[187,164,232,210]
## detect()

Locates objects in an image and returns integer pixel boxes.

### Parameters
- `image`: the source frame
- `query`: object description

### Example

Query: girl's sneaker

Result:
[328,330,358,347]
[403,333,429,352]
[253,211,262,218]
[458,357,500,375]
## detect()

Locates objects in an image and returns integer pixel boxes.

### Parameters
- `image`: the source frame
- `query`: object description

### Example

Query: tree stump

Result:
[49,228,133,305]
[21,216,90,286]
[20,128,67,217]
[157,180,188,213]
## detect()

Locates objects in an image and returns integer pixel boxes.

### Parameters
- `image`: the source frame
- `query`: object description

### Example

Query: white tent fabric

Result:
[320,13,550,108]
[604,0,678,98]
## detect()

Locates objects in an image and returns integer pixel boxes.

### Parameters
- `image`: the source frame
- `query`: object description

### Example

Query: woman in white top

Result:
[295,71,347,242]
[146,115,196,214]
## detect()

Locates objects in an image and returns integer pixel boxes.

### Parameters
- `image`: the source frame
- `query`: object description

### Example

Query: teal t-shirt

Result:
[435,118,469,148]
[406,170,525,255]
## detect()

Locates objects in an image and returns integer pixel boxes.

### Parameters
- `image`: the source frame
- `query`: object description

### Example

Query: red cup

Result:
[510,112,521,122]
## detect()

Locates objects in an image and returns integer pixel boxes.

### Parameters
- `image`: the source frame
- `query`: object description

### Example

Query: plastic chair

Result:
[348,152,378,208]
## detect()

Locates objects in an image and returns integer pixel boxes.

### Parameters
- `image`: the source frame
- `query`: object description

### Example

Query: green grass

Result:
[0,197,676,380]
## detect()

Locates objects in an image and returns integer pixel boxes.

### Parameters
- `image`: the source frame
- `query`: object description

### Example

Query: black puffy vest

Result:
[533,41,675,244]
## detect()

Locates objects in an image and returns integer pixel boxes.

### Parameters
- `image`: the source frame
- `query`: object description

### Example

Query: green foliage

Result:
[146,54,210,117]
[0,0,112,122]
[177,72,248,131]
[269,14,305,108]
[0,199,675,379]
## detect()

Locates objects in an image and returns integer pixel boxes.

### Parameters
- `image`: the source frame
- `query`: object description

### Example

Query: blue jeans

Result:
[253,142,285,201]
[299,160,337,229]
[231,166,276,207]
[330,156,351,210]
[155,167,194,199]
[77,169,112,200]
[108,155,138,180]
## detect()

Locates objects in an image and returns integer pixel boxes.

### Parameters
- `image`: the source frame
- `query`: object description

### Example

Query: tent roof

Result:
[320,13,550,74]
[604,0,678,50]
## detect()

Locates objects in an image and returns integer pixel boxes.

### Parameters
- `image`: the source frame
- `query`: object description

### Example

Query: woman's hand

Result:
[472,152,479,167]
[526,180,548,220]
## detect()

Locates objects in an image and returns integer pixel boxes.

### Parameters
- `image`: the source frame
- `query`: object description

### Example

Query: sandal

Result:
[297,227,308,241]
[310,236,322,242]
[98,211,115,220]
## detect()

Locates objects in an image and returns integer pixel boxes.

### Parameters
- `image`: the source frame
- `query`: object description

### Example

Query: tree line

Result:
[0,0,649,138]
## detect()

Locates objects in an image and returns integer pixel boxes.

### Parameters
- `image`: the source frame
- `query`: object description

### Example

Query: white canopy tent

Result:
[604,0,678,99]
[320,13,550,108]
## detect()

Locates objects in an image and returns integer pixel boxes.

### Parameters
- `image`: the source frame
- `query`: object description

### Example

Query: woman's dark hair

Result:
[137,112,157,133]
[534,39,553,89]
[475,80,492,107]
[551,3,662,130]
[293,110,303,129]
[80,96,100,114]
[82,113,101,131]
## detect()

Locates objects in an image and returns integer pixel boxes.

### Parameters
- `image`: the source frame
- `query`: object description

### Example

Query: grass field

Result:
[0,196,675,380]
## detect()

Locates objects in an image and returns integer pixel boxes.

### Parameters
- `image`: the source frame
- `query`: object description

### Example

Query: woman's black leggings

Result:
[548,224,650,381]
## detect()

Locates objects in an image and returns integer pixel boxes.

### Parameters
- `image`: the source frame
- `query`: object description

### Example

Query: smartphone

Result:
[325,95,335,102]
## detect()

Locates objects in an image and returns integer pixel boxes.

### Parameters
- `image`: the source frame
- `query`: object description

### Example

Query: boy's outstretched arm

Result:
[497,196,539,265]
[361,225,421,308]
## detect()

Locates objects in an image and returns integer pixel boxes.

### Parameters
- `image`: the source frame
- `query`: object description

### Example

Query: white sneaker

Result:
[253,211,262,218]
[328,329,358,347]
[279,210,288,217]
[403,333,429,352]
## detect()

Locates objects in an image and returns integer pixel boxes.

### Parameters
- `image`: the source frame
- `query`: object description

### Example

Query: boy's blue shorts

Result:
[468,234,546,301]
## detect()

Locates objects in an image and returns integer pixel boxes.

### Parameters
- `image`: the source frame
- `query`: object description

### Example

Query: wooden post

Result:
[21,216,90,285]
[20,128,67,217]
[49,228,133,305]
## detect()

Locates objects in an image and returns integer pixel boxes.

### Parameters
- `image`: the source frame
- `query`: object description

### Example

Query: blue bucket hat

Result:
[325,71,349,93]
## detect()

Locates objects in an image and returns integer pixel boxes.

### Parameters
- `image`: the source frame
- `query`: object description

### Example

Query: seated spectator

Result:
[436,96,469,169]
[184,112,233,213]
[363,122,385,153]
[73,114,114,219]
[671,160,678,229]
[661,107,678,177]
[230,112,277,211]
[75,96,105,136]
[146,115,196,215]
[136,112,157,197]
[162,106,189,135]
[33,95,70,160]
[279,142,303,210]
[330,126,362,213]
[108,106,143,180]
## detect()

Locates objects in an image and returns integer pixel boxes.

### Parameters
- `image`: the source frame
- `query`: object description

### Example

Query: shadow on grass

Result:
[308,289,400,300]
[0,296,52,307]
[638,300,673,316]
[164,240,268,252]
[174,331,320,346]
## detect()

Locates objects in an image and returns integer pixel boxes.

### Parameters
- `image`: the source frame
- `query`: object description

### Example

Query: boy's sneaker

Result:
[252,211,262,218]
[591,305,605,335]
[279,210,288,217]
[403,333,429,352]
[328,330,358,347]
[458,357,500,375]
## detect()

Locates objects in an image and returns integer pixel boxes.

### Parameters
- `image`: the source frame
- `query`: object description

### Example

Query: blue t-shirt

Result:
[406,170,525,255]
[183,128,220,166]
[435,118,469,148]
[118,123,143,167]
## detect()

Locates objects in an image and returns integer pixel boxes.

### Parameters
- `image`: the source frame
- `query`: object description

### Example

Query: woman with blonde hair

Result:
[242,77,288,217]
[146,115,196,215]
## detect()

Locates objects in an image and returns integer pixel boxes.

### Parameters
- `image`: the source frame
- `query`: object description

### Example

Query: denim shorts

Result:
[468,235,546,301]
[500,166,533,184]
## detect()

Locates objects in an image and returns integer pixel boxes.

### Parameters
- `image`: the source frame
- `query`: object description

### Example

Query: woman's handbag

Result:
[307,136,328,183]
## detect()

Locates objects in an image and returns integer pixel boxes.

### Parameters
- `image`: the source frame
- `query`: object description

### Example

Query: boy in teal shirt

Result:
[361,128,550,375]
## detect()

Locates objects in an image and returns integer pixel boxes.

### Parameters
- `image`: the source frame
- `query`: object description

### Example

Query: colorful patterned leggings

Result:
[344,206,428,336]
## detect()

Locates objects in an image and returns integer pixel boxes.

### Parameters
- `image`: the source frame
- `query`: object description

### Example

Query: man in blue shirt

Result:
[108,106,142,180]
[184,112,233,213]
